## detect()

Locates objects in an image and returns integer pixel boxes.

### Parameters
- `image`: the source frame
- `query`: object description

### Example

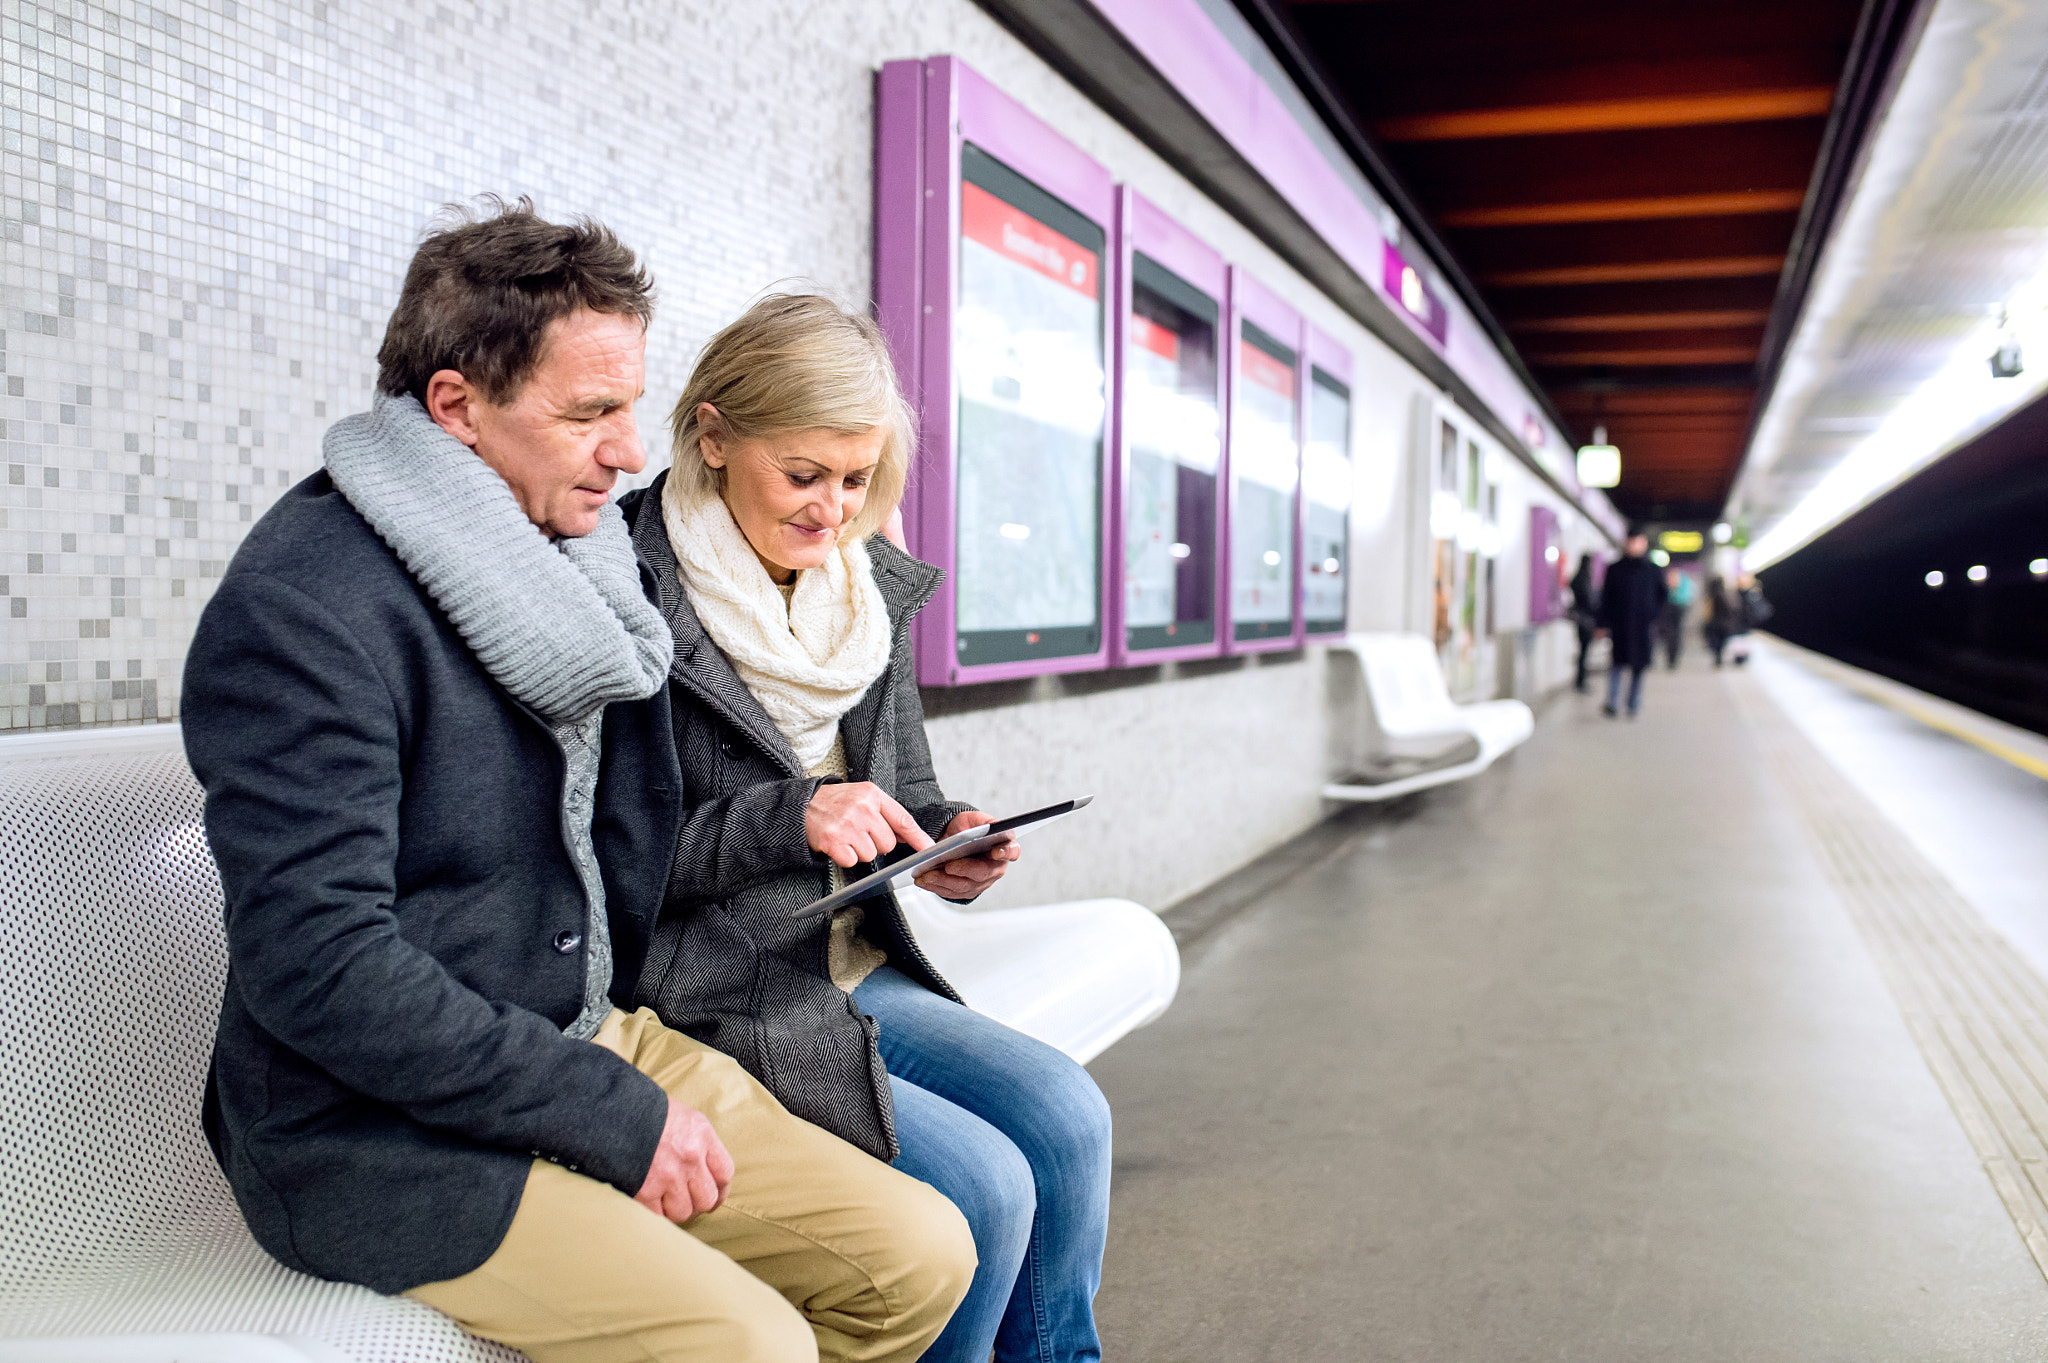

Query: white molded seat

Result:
[896,885,1179,1065]
[0,726,1176,1362]
[1321,633,1534,802]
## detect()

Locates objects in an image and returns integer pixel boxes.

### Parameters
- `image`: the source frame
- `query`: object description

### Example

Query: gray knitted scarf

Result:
[323,392,672,723]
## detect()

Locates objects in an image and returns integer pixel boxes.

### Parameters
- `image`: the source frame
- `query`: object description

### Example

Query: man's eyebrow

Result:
[561,394,629,416]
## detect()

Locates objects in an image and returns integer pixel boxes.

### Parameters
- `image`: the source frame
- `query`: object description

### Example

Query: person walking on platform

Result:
[1703,574,1736,666]
[1658,566,1695,670]
[1727,573,1774,666]
[1570,553,1600,692]
[1595,531,1667,718]
[180,203,972,1363]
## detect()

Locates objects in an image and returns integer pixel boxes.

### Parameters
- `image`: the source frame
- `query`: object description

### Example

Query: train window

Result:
[953,144,1107,667]
[873,57,1116,684]
[1230,313,1300,646]
[1122,251,1221,655]
[1303,365,1352,636]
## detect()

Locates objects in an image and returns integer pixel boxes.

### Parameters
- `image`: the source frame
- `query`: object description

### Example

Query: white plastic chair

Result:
[0,725,1176,1361]
[1321,633,1534,802]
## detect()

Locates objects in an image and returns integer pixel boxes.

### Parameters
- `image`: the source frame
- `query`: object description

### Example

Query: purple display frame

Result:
[1527,505,1565,624]
[1222,266,1305,654]
[1300,322,1354,641]
[874,57,1118,686]
[1110,189,1230,667]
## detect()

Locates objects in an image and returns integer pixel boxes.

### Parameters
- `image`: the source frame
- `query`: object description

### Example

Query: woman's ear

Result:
[696,402,727,469]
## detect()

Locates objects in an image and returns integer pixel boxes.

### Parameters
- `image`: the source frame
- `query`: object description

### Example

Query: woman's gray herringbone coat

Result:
[619,475,972,1162]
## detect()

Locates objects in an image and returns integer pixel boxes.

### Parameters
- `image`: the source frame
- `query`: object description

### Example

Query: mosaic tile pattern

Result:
[0,0,928,731]
[0,0,1401,737]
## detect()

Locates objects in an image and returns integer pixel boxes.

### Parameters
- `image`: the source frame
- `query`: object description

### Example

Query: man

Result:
[182,201,973,1363]
[1594,531,1667,719]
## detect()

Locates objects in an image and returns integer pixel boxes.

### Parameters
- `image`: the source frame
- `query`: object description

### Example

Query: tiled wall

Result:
[2,0,1480,907]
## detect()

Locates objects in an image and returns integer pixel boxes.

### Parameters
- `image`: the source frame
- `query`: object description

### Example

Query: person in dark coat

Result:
[1595,531,1668,717]
[181,205,970,1363]
[625,294,1115,1363]
[1703,574,1736,666]
[1570,553,1600,692]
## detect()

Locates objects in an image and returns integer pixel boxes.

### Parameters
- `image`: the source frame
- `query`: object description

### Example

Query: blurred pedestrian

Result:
[1570,553,1600,693]
[1703,575,1735,666]
[1727,573,1773,666]
[1657,567,1695,670]
[1595,532,1666,718]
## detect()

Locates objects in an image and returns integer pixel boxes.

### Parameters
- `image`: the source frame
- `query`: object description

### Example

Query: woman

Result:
[619,293,1111,1363]
[1703,574,1734,667]
[1569,553,1599,692]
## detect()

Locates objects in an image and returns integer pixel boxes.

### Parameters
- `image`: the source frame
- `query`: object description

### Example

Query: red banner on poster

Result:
[962,181,1098,299]
[1130,313,1181,363]
[1239,338,1294,398]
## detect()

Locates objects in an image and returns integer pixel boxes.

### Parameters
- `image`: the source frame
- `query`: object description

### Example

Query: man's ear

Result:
[424,369,484,449]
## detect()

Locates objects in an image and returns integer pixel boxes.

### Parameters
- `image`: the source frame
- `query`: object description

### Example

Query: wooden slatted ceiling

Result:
[1282,0,1865,522]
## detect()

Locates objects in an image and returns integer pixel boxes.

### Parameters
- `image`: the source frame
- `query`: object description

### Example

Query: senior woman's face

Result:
[699,408,886,582]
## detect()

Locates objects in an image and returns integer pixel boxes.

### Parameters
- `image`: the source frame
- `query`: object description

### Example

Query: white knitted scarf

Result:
[324,392,673,725]
[661,474,891,771]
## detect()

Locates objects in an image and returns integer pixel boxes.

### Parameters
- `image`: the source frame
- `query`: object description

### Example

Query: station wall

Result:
[1,0,1590,912]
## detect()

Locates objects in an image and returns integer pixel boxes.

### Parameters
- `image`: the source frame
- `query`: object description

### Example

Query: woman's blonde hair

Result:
[668,293,915,544]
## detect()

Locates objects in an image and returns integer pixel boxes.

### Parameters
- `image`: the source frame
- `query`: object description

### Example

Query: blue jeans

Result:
[1606,662,1645,714]
[852,966,1111,1363]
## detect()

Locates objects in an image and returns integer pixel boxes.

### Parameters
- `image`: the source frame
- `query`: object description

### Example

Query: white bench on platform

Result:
[1321,633,1535,802]
[0,725,1178,1363]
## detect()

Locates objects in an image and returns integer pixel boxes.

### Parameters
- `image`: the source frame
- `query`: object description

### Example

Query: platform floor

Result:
[1091,639,2048,1361]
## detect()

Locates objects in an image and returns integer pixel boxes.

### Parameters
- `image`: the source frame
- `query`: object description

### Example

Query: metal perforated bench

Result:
[1322,633,1534,803]
[0,726,1177,1362]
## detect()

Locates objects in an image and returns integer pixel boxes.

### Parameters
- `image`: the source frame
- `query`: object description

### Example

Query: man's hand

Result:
[913,810,1019,900]
[806,782,933,868]
[634,1098,734,1223]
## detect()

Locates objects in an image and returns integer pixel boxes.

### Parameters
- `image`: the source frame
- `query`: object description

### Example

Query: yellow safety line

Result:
[1790,649,2048,784]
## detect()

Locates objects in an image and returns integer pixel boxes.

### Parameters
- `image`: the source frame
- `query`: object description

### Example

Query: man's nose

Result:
[598,418,647,475]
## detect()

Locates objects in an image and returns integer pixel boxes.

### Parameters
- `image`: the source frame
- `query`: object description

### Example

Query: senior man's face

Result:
[425,308,648,539]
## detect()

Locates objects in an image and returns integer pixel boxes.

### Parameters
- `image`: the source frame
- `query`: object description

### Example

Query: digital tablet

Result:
[797,796,1094,917]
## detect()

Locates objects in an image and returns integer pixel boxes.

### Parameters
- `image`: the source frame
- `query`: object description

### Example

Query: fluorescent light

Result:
[1169,541,1192,560]
[1746,270,2048,569]
[1712,521,1733,544]
[1322,556,1341,574]
[1576,444,1621,488]
[999,522,1031,541]
[2031,558,2047,576]
[1544,544,1561,564]
[1968,564,1988,582]
[1262,549,1281,566]
[1926,570,1945,587]
[1660,530,1705,553]
[1650,548,1670,567]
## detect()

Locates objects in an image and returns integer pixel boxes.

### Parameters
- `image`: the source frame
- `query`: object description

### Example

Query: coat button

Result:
[552,930,582,954]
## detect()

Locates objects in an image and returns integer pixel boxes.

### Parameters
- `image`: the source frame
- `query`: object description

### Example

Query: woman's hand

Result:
[913,810,1020,900]
[806,782,933,869]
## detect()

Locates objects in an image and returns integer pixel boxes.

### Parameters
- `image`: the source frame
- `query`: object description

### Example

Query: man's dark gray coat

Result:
[621,475,970,1163]
[182,472,682,1294]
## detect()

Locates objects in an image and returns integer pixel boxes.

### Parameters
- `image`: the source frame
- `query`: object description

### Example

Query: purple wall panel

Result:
[877,56,1117,685]
[1113,190,1228,666]
[1223,265,1303,655]
[1528,505,1564,624]
[1129,191,1228,301]
[1301,321,1352,640]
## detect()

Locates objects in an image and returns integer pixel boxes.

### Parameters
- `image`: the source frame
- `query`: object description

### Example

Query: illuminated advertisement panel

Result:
[1229,314,1299,645]
[1122,252,1221,654]
[874,57,1115,685]
[953,146,1106,666]
[1302,359,1352,637]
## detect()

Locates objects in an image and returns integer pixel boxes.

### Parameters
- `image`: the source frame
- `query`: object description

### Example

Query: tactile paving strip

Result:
[1734,674,2048,1280]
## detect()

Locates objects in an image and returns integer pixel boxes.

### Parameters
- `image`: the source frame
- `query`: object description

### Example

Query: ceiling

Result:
[1733,0,2048,567]
[1271,0,1870,523]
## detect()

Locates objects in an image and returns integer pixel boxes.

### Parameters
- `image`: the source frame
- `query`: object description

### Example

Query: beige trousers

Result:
[406,1007,975,1363]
